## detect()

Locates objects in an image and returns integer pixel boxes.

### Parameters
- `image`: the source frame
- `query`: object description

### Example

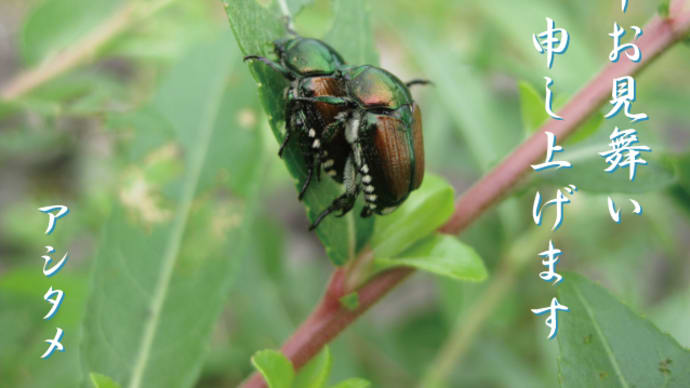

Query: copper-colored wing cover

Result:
[411,103,425,190]
[373,115,410,201]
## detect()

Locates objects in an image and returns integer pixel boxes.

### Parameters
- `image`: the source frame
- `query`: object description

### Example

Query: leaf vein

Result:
[572,283,631,388]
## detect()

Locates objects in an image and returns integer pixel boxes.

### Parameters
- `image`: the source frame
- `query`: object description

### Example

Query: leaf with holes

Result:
[557,273,690,388]
[80,33,265,388]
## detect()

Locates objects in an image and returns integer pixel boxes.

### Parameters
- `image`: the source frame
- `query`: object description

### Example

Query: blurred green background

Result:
[1,0,689,387]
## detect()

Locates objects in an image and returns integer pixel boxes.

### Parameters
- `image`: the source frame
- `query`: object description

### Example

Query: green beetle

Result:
[302,65,427,229]
[244,37,352,199]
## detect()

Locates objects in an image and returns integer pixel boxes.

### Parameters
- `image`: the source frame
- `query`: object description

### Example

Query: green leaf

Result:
[90,373,122,388]
[104,1,221,62]
[288,0,316,15]
[0,266,88,388]
[329,378,371,388]
[536,145,677,193]
[673,152,690,190]
[370,174,454,259]
[373,234,487,282]
[564,112,604,146]
[20,0,124,66]
[519,81,548,135]
[0,100,21,119]
[658,0,671,17]
[557,273,690,388]
[518,81,602,144]
[323,0,378,65]
[294,347,332,388]
[223,0,378,265]
[0,266,87,327]
[406,32,514,171]
[669,152,690,214]
[651,286,690,349]
[251,349,295,388]
[339,292,360,311]
[81,33,265,387]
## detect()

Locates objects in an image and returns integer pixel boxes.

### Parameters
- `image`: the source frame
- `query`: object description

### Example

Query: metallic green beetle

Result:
[244,37,352,199]
[302,65,427,229]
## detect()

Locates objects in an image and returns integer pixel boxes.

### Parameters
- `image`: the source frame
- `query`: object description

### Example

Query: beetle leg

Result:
[309,190,358,230]
[314,148,323,182]
[335,155,359,217]
[243,55,295,81]
[309,155,359,230]
[405,79,433,88]
[298,155,315,201]
[315,115,347,181]
[280,99,301,157]
[278,131,292,157]
[309,199,337,230]
[334,193,358,217]
[321,113,348,142]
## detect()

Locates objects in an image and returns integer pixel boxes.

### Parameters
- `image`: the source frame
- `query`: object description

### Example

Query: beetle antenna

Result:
[406,79,433,88]
[243,55,294,81]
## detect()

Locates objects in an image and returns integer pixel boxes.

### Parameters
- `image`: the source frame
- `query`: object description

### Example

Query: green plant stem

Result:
[0,0,175,100]
[241,5,690,387]
[418,229,548,387]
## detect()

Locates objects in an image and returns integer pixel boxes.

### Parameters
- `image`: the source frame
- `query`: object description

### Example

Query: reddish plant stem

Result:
[441,8,690,234]
[242,8,690,388]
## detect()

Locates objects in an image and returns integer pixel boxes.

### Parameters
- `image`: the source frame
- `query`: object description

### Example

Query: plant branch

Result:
[241,6,690,387]
[0,0,174,101]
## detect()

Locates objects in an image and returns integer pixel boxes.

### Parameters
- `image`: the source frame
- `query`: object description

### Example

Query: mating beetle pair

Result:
[245,37,427,230]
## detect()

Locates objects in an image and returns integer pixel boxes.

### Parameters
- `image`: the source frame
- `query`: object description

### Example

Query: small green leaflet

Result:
[373,234,488,283]
[250,347,370,388]
[370,174,455,259]
[252,350,295,388]
[293,346,332,388]
[658,0,671,17]
[339,292,360,311]
[329,379,371,388]
[518,80,603,144]
[90,373,122,388]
